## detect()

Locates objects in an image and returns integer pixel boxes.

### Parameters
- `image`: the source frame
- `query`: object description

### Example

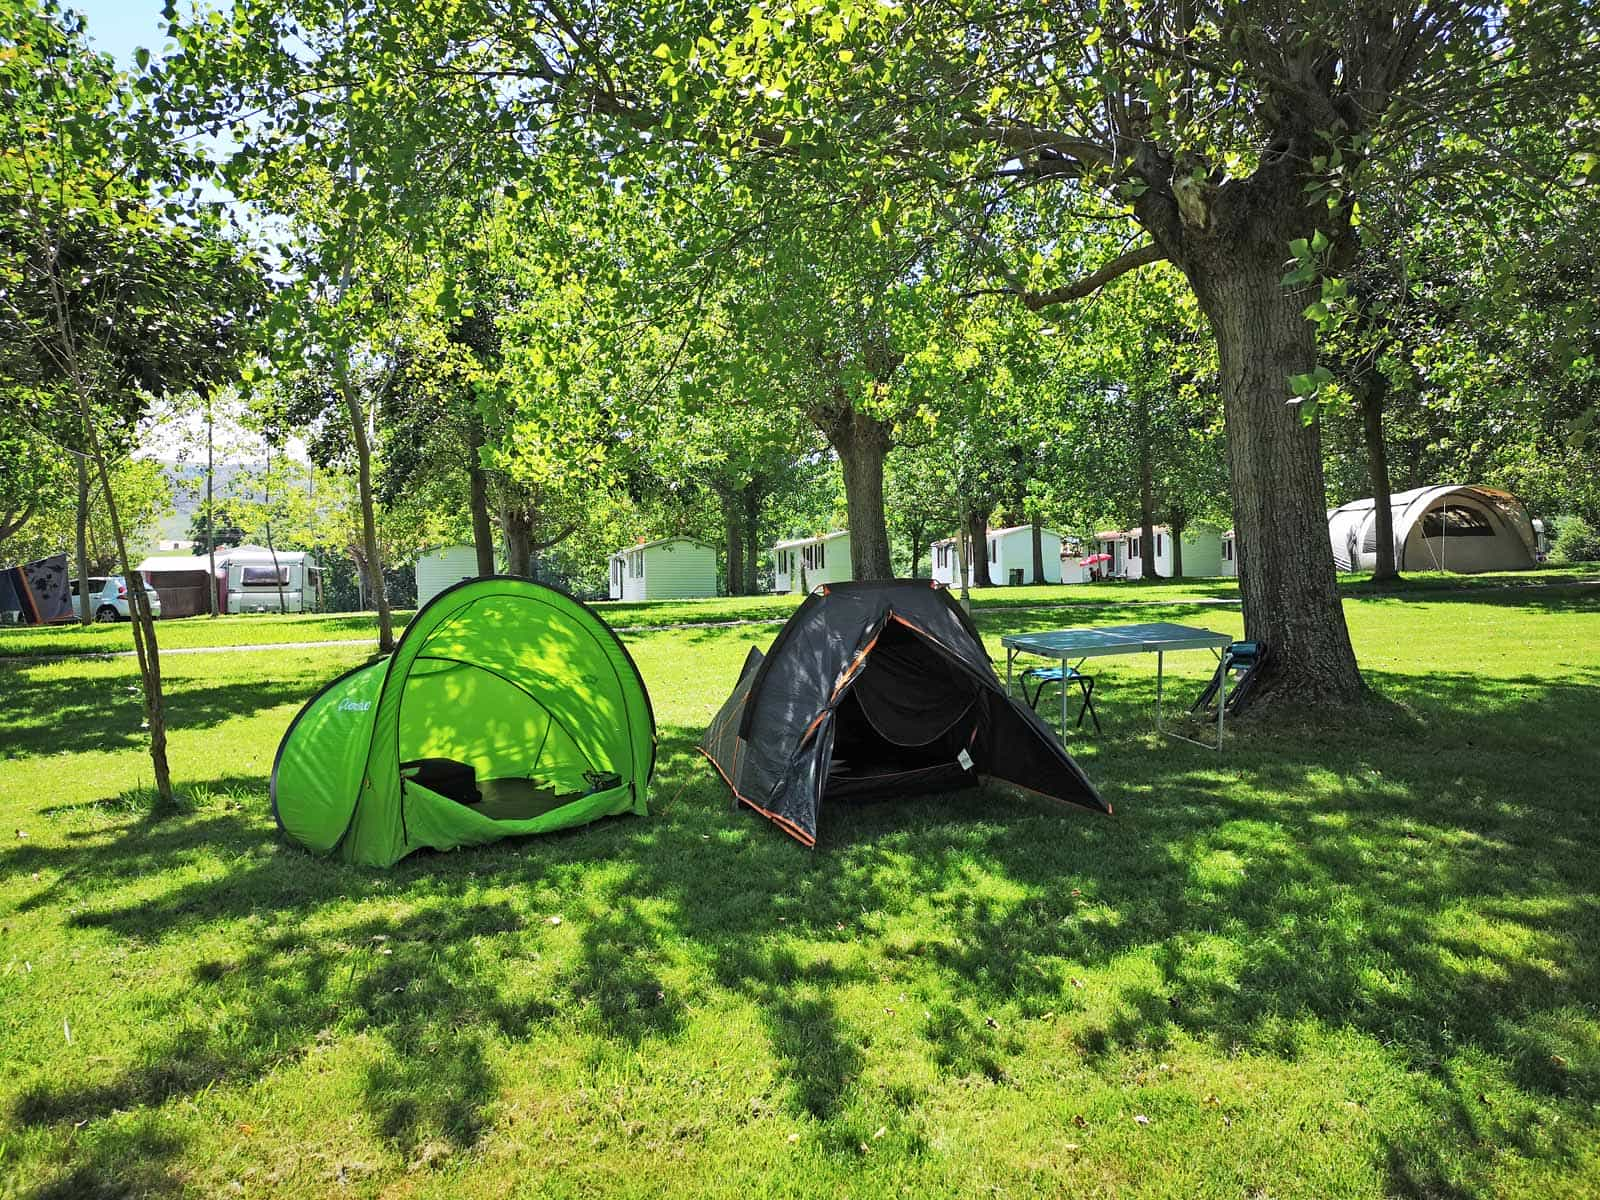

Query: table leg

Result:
[1060,660,1068,737]
[1217,654,1226,750]
[1006,646,1013,696]
[1155,649,1164,731]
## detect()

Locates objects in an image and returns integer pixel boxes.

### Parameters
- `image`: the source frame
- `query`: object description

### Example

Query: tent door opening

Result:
[825,617,981,800]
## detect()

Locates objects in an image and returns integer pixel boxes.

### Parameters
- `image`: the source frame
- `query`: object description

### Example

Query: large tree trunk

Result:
[1136,396,1160,581]
[76,456,92,624]
[337,363,394,654]
[1190,254,1363,705]
[502,505,532,577]
[741,483,761,595]
[1360,370,1399,583]
[824,406,893,580]
[967,509,993,586]
[466,410,496,577]
[499,501,576,580]
[909,526,924,579]
[720,491,743,596]
[1169,512,1186,580]
[1030,514,1045,584]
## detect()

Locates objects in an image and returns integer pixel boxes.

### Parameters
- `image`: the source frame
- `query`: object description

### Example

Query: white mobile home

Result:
[932,526,1065,586]
[773,530,851,594]
[1124,526,1226,579]
[1327,484,1538,574]
[1057,541,1091,584]
[1092,530,1133,578]
[608,537,717,601]
[416,544,479,608]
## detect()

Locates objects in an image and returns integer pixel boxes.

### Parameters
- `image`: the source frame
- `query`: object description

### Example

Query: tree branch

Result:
[1015,242,1168,310]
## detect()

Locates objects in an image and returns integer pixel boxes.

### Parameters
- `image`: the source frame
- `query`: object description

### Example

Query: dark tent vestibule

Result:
[700,579,1108,846]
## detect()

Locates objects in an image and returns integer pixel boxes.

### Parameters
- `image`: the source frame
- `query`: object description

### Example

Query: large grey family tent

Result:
[700,580,1108,846]
[1328,484,1539,574]
[271,577,655,867]
[0,554,72,624]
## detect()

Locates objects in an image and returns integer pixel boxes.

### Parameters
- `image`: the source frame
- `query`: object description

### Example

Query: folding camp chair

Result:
[1190,641,1268,718]
[1020,665,1102,734]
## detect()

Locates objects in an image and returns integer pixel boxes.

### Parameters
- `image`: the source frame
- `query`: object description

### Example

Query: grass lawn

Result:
[2,580,1599,1197]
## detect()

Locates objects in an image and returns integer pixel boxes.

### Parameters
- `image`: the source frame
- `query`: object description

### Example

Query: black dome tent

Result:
[699,580,1108,845]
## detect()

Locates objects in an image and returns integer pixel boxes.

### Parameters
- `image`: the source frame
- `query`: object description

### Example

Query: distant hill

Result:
[152,459,266,543]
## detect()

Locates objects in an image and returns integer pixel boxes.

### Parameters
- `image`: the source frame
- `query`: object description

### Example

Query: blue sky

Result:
[73,0,179,65]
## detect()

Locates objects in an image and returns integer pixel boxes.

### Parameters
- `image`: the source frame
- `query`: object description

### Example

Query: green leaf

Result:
[1310,229,1329,254]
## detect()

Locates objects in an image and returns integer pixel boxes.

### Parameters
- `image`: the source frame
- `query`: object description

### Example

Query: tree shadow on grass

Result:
[7,660,1600,1197]
[0,669,313,760]
[24,1118,189,1200]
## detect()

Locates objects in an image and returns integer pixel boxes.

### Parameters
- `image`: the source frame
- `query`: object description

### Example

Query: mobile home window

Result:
[1156,533,1163,556]
[1130,537,1141,559]
[1223,540,1233,561]
[989,539,997,562]
[241,565,288,587]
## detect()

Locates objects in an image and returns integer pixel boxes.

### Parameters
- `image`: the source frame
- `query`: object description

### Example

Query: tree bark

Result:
[967,509,993,586]
[1030,514,1045,584]
[1188,255,1363,705]
[955,497,971,611]
[909,526,924,579]
[824,406,893,580]
[337,361,394,654]
[502,505,532,577]
[720,491,743,596]
[466,409,496,577]
[0,503,34,546]
[1360,370,1399,583]
[76,456,92,624]
[79,397,172,803]
[1169,512,1186,580]
[1137,396,1160,581]
[265,445,287,615]
[741,483,761,595]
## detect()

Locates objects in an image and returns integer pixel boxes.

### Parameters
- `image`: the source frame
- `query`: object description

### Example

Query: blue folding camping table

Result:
[1000,621,1234,750]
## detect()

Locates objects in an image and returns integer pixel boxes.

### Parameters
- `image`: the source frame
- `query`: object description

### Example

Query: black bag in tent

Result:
[699,580,1108,846]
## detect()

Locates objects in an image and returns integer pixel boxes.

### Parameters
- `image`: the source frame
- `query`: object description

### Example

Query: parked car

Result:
[69,576,163,622]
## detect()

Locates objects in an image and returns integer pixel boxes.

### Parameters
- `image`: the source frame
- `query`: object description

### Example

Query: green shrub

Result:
[1552,515,1600,564]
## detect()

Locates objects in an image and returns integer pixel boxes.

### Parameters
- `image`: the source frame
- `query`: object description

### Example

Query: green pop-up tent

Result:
[271,577,655,867]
